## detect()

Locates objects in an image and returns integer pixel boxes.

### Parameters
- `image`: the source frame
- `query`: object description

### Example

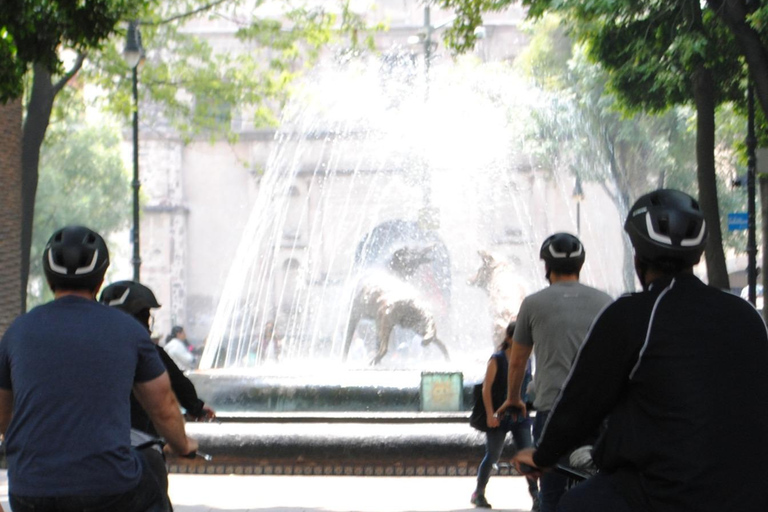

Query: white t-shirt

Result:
[164,338,196,371]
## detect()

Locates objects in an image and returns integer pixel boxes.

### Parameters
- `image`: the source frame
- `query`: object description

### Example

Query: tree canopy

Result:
[0,0,145,101]
[28,106,131,307]
[438,0,762,289]
[0,0,373,314]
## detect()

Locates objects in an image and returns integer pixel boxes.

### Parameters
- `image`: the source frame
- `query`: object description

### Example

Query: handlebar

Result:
[182,450,212,461]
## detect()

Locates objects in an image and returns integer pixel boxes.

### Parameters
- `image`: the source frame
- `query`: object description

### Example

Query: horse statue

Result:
[469,250,528,344]
[343,244,450,366]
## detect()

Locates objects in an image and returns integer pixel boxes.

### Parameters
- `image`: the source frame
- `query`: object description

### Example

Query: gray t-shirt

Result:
[514,281,612,411]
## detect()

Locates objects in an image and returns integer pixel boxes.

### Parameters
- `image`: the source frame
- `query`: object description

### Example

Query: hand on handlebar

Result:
[495,398,527,420]
[164,436,199,459]
[512,448,543,479]
[185,405,216,422]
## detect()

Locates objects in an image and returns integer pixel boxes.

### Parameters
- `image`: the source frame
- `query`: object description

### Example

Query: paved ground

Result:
[168,473,537,512]
[0,470,538,512]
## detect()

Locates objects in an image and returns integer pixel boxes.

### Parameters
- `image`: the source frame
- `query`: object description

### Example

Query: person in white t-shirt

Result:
[163,326,196,371]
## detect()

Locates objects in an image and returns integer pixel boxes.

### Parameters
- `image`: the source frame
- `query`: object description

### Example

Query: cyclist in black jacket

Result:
[100,281,215,429]
[100,281,215,511]
[513,189,768,512]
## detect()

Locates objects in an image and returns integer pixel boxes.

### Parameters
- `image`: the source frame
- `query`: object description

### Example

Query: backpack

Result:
[469,383,491,432]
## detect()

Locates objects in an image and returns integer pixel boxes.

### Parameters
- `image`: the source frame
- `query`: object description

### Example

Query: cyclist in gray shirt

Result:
[497,233,612,512]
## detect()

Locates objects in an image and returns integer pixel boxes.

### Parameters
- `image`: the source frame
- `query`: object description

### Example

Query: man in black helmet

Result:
[0,226,197,512]
[496,232,612,512]
[99,280,215,431]
[100,280,215,511]
[513,189,768,511]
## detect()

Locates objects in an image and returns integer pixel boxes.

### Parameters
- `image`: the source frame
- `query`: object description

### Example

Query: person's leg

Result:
[556,473,632,512]
[511,419,539,510]
[140,446,172,511]
[10,451,164,512]
[511,418,533,450]
[473,429,507,506]
[533,412,568,512]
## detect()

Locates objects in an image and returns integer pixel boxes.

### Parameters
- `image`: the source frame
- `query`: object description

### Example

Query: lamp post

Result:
[123,21,143,281]
[572,175,584,235]
[747,80,758,306]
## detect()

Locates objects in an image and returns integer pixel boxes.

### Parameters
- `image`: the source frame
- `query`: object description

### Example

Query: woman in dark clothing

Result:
[471,322,539,510]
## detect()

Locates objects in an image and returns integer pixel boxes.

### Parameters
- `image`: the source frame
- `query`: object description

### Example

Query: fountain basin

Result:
[188,368,481,414]
[172,418,525,477]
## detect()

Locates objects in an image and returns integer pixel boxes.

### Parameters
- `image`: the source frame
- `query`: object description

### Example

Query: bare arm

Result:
[496,341,532,416]
[482,358,500,429]
[133,372,197,456]
[0,388,12,435]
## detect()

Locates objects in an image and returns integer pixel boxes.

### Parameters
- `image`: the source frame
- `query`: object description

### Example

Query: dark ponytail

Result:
[497,321,516,351]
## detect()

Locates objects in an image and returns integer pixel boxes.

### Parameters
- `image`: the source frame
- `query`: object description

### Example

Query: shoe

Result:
[471,491,492,509]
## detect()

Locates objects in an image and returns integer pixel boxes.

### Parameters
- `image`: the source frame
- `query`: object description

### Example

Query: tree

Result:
[1,0,145,320]
[2,0,364,311]
[0,0,140,101]
[0,99,23,335]
[513,17,701,290]
[707,1,768,122]
[27,107,132,307]
[438,0,748,289]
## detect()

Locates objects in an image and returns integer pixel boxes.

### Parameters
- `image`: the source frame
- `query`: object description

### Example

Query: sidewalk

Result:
[0,470,537,512]
[169,472,536,512]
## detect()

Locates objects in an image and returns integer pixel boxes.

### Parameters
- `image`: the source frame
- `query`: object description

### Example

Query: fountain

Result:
[188,50,626,418]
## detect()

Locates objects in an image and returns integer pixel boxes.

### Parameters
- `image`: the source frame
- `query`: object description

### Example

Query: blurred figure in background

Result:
[471,322,539,510]
[163,326,197,371]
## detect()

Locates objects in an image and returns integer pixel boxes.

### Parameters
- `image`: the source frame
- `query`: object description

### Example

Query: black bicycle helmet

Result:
[43,226,110,291]
[99,280,161,314]
[624,189,707,267]
[539,232,585,275]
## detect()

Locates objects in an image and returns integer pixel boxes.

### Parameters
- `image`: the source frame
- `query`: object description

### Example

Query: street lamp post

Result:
[747,80,758,306]
[123,21,143,282]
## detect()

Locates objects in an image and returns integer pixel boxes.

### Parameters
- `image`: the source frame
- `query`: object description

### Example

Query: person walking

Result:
[471,322,539,510]
[164,326,197,371]
[497,233,612,512]
[512,189,768,511]
[0,226,197,512]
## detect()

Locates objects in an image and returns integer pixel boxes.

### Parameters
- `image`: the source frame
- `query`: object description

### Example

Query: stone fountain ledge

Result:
[173,417,524,477]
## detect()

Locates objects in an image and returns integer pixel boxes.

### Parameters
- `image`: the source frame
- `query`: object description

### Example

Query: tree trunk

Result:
[0,99,24,334]
[761,174,768,318]
[707,0,768,122]
[601,129,637,292]
[693,66,730,289]
[20,65,58,309]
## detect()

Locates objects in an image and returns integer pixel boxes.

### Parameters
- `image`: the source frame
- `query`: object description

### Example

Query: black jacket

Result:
[131,346,206,436]
[534,273,768,512]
